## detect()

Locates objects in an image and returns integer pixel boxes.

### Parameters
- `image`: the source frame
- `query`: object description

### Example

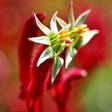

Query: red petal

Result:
[51,68,87,109]
[18,13,46,88]
[62,68,87,83]
[27,44,53,101]
[18,13,46,101]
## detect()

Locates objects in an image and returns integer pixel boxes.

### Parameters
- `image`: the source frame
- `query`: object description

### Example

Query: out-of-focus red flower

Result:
[6,83,27,112]
[0,51,12,84]
[34,68,87,112]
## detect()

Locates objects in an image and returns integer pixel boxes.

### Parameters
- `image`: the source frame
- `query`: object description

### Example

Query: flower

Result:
[18,1,99,111]
[28,1,98,84]
[34,68,87,112]
[18,13,46,101]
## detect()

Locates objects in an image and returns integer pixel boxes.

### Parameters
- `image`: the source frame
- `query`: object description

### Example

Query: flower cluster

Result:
[18,1,98,111]
[28,2,98,84]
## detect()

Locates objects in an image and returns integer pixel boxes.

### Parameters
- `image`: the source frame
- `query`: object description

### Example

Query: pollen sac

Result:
[59,29,68,35]
[77,24,89,34]
[79,35,84,38]
[63,44,70,47]
[58,29,73,48]
[59,29,71,38]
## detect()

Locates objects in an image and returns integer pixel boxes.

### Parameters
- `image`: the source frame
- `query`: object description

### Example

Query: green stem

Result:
[71,35,80,47]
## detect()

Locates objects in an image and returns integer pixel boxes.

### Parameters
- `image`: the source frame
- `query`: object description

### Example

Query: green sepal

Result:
[65,46,77,68]
[29,36,51,45]
[50,11,58,33]
[81,30,99,46]
[75,10,91,27]
[37,46,54,66]
[56,17,67,28]
[33,12,51,36]
[68,1,75,28]
[51,56,64,84]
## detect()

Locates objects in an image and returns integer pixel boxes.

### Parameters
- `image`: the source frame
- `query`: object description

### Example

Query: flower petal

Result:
[63,68,87,82]
[50,11,58,33]
[18,13,46,88]
[37,46,54,66]
[68,1,75,28]
[56,17,67,28]
[28,36,51,45]
[33,12,51,36]
[51,56,64,84]
[59,24,71,33]
[27,45,53,101]
[54,68,87,108]
[75,10,91,27]
[65,46,77,68]
[81,30,99,46]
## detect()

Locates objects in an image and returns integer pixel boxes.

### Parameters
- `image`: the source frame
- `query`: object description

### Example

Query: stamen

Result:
[62,38,68,42]
[77,24,88,34]
[59,29,68,35]
[79,35,84,38]
[63,44,70,47]
[59,32,71,38]
[83,28,89,32]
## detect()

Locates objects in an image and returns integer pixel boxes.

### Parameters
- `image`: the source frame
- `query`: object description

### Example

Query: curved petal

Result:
[27,44,53,101]
[75,10,91,27]
[50,11,58,33]
[68,1,75,28]
[53,68,87,107]
[62,68,87,83]
[56,17,67,28]
[18,13,46,88]
[33,12,51,36]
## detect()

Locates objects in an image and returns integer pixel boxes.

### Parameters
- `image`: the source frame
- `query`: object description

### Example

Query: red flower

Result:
[18,13,46,101]
[18,2,104,111]
[18,12,87,112]
[34,68,87,112]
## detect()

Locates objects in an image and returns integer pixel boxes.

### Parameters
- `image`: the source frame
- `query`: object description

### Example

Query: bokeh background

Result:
[0,0,112,111]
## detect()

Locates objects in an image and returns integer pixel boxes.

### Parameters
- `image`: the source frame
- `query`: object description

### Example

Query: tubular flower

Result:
[28,1,98,84]
[34,68,87,112]
[18,1,99,111]
[18,13,46,100]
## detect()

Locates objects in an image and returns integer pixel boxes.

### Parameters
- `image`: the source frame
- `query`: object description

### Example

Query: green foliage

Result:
[82,62,112,112]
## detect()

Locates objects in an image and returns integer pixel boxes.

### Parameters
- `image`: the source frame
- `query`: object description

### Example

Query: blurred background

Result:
[0,0,112,111]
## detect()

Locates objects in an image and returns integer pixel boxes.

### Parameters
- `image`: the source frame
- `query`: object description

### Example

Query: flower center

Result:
[77,24,89,38]
[58,29,72,47]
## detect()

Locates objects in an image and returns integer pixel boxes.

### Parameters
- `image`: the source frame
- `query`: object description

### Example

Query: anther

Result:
[63,44,70,47]
[83,28,89,32]
[62,38,68,42]
[79,35,84,38]
[77,24,88,34]
[59,32,71,38]
[59,29,68,35]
